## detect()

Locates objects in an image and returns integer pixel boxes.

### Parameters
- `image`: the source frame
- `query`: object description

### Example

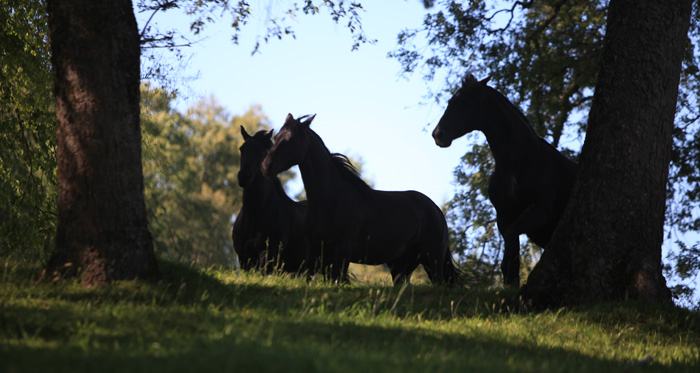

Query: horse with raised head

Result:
[262,114,461,286]
[432,74,577,288]
[232,127,309,274]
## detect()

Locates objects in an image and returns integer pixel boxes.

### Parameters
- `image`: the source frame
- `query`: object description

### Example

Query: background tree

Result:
[393,0,700,302]
[44,0,160,284]
[522,0,693,306]
[141,85,282,267]
[0,1,56,261]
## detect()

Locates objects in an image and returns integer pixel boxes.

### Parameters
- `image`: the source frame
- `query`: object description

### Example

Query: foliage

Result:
[0,0,57,261]
[140,85,278,267]
[1,257,699,372]
[668,241,700,308]
[391,0,700,294]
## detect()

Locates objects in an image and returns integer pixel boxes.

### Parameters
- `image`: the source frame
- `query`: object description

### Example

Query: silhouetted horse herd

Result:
[233,74,577,288]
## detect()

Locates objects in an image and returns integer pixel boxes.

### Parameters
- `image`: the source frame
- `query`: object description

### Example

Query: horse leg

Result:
[239,252,254,271]
[430,250,460,287]
[316,240,345,283]
[304,237,324,280]
[332,260,350,284]
[499,203,551,288]
[500,226,520,288]
[418,240,450,286]
[388,259,418,286]
[419,223,454,286]
[422,255,445,285]
[251,234,269,272]
[329,242,352,284]
[320,254,347,284]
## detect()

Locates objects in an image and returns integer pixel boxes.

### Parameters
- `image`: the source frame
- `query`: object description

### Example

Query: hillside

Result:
[1,259,698,372]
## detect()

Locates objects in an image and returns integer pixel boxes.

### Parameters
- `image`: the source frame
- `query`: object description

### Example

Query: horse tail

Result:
[421,195,467,287]
[443,256,469,287]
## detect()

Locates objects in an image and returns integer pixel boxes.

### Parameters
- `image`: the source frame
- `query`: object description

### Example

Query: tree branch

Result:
[526,0,569,42]
[139,1,179,39]
[487,1,534,33]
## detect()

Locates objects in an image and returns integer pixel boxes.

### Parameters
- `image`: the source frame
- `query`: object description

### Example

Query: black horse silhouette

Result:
[433,74,577,288]
[262,114,461,286]
[232,127,309,274]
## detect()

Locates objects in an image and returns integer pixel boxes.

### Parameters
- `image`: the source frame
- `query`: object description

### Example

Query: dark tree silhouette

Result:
[521,0,693,307]
[44,0,159,285]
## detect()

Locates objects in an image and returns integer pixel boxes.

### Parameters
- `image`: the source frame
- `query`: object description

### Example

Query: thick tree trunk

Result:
[45,0,160,285]
[521,0,692,307]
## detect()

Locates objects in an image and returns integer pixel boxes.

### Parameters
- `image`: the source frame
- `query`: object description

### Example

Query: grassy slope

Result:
[1,259,698,373]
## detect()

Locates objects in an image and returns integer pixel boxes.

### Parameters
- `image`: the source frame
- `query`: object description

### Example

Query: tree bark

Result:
[45,0,160,285]
[521,0,693,307]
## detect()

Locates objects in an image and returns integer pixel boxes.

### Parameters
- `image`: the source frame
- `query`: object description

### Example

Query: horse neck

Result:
[479,96,540,169]
[242,172,286,214]
[297,134,346,205]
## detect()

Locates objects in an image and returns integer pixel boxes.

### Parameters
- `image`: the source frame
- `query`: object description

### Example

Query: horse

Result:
[232,126,309,275]
[261,114,461,286]
[432,74,577,288]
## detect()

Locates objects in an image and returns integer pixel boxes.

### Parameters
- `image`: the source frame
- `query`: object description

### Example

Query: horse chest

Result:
[491,171,520,198]
[489,172,533,213]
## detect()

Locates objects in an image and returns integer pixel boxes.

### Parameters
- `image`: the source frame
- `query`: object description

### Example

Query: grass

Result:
[1,258,699,372]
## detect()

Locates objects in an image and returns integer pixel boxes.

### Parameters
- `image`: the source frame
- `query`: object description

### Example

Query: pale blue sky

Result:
[137,1,470,205]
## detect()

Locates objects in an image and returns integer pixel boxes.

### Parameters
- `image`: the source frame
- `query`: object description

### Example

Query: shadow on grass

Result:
[4,259,511,320]
[2,258,699,372]
[3,311,698,373]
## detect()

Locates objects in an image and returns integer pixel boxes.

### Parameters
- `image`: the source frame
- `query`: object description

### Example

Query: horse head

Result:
[262,113,316,178]
[432,73,491,147]
[237,126,274,188]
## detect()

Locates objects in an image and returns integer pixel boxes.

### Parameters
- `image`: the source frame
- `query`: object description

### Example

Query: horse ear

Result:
[240,125,251,140]
[285,113,294,123]
[480,76,491,85]
[462,72,476,86]
[301,114,316,127]
[266,129,274,139]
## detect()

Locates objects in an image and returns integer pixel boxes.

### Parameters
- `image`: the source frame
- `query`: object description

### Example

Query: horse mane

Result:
[331,153,371,192]
[485,85,539,138]
[461,74,538,139]
[305,126,372,193]
[477,80,570,153]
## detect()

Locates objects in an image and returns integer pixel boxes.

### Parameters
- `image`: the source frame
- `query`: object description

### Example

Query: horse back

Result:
[305,188,447,264]
[364,189,449,248]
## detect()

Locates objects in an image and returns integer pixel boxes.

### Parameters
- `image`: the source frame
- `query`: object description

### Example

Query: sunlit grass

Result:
[348,263,430,285]
[1,257,698,372]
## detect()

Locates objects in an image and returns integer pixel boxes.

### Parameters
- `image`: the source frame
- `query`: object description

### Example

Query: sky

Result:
[137,0,469,205]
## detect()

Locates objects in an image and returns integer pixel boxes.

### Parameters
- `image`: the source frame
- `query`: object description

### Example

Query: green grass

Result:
[1,258,698,372]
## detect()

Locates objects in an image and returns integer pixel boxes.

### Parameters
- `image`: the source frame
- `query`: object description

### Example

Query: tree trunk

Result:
[521,0,692,307]
[45,0,160,285]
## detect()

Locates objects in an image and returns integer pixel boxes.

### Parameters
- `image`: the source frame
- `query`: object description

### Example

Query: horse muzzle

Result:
[432,127,453,148]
